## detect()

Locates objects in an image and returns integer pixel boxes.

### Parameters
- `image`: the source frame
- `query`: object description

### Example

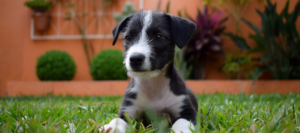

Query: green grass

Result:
[0,93,300,132]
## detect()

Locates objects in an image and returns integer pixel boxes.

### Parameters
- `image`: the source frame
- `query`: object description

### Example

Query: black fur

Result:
[118,78,136,121]
[167,62,198,125]
[112,15,133,46]
[167,15,196,49]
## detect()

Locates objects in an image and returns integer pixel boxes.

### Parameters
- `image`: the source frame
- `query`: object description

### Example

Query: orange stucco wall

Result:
[0,0,299,97]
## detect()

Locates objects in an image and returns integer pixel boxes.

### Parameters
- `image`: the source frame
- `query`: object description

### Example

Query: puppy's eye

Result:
[155,34,164,41]
[125,35,132,41]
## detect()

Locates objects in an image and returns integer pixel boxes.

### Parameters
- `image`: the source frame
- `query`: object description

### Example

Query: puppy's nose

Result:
[130,53,145,68]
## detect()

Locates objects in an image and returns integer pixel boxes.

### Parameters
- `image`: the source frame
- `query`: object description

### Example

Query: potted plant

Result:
[24,0,53,32]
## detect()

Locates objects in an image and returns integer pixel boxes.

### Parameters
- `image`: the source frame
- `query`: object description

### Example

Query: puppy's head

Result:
[112,10,196,78]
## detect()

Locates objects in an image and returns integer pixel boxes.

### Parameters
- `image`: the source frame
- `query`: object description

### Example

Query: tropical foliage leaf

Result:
[226,0,300,80]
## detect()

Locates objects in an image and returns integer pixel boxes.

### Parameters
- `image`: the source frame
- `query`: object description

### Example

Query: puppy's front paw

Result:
[171,118,195,133]
[99,118,127,133]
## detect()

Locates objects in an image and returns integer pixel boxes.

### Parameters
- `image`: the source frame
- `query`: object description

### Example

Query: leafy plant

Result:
[90,49,127,80]
[24,0,53,12]
[157,0,170,13]
[36,50,76,81]
[174,46,193,79]
[184,6,228,79]
[114,2,135,22]
[101,0,118,9]
[222,52,253,79]
[225,0,300,80]
[203,0,265,36]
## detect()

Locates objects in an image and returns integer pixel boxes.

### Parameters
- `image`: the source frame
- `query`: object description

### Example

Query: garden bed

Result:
[6,80,300,96]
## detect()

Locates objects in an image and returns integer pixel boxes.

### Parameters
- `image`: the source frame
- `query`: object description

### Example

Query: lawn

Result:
[0,93,299,133]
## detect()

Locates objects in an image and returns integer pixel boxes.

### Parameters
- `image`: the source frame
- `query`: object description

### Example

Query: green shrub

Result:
[36,50,76,81]
[24,0,53,12]
[91,49,127,80]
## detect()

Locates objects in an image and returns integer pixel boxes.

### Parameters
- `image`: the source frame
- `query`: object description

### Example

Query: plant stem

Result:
[74,12,91,67]
[80,32,91,66]
[236,5,242,36]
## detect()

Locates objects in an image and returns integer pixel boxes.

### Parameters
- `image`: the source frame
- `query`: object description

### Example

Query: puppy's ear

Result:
[167,14,196,49]
[112,15,133,46]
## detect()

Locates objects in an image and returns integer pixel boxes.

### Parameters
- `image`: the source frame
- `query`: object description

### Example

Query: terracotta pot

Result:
[32,12,51,32]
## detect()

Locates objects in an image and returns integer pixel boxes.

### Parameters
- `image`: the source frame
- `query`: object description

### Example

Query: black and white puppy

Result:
[101,10,198,133]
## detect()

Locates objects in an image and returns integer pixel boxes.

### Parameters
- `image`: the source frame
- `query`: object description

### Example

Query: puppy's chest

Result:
[131,79,186,117]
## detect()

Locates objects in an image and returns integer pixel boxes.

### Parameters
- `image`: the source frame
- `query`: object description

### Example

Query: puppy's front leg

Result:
[99,118,127,133]
[100,104,141,133]
[171,118,195,133]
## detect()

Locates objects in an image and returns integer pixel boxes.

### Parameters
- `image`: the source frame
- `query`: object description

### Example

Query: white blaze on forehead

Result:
[140,10,153,43]
[125,11,155,78]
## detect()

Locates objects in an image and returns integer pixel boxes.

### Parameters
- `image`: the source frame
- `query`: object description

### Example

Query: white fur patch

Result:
[124,11,154,78]
[133,75,185,118]
[99,118,127,133]
[124,43,152,71]
[127,70,161,78]
[172,118,195,133]
[121,63,185,119]
[127,62,169,81]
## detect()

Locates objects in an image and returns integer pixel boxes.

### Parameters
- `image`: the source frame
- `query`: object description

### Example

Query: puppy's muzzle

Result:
[130,53,145,70]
